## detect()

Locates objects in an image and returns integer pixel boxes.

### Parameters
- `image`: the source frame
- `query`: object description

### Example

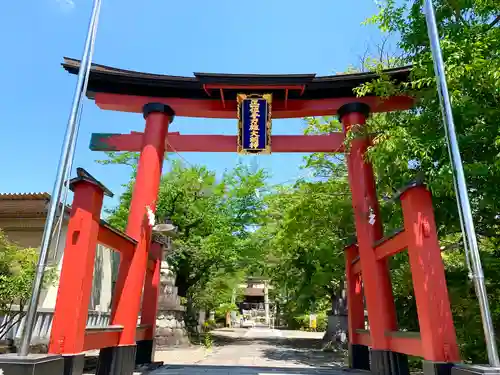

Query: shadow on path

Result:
[84,329,349,373]
[211,331,325,349]
[210,330,347,368]
[151,364,360,374]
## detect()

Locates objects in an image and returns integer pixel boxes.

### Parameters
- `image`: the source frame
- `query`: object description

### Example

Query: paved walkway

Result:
[149,328,350,374]
[83,327,351,374]
[152,366,350,374]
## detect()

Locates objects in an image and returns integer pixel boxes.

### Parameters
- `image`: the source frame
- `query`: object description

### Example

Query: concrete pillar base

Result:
[62,353,85,375]
[371,350,409,375]
[349,343,370,370]
[96,344,136,375]
[451,364,500,375]
[0,353,63,375]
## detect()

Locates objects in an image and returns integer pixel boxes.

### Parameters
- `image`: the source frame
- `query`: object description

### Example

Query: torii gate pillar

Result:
[97,103,174,374]
[340,103,406,375]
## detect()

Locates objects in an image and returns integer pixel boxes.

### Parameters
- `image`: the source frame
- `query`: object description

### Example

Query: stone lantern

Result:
[151,222,189,347]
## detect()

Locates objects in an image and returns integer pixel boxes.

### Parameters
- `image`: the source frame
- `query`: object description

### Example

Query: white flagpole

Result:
[423,0,499,366]
[19,0,103,356]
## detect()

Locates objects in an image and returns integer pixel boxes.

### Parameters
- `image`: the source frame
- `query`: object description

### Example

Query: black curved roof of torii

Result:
[62,57,412,101]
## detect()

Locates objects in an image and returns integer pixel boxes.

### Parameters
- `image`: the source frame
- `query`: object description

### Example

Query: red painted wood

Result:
[92,133,346,153]
[97,224,135,256]
[386,333,423,357]
[401,186,460,362]
[345,244,365,345]
[342,111,397,350]
[111,110,170,345]
[140,242,163,340]
[149,241,162,260]
[351,258,362,275]
[49,181,104,354]
[82,326,151,351]
[374,230,407,260]
[354,331,371,346]
[219,89,226,108]
[135,325,151,342]
[146,260,155,273]
[353,330,422,357]
[94,93,414,119]
[83,329,122,351]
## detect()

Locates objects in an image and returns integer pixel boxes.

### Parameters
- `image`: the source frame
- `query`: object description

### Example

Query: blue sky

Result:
[0,0,390,211]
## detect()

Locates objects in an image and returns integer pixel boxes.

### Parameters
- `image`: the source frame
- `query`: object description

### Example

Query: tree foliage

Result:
[104,157,267,315]
[0,230,55,339]
[364,0,500,362]
[298,0,500,361]
[102,0,498,360]
[251,163,354,322]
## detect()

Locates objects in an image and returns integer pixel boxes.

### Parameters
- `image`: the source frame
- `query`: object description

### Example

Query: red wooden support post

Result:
[345,243,369,370]
[101,103,173,375]
[400,185,460,363]
[135,242,163,366]
[48,169,109,373]
[339,103,406,375]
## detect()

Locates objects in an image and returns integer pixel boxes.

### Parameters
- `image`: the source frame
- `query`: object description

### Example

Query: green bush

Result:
[204,319,217,331]
[292,311,327,331]
[203,331,213,349]
[214,315,226,325]
[0,230,56,339]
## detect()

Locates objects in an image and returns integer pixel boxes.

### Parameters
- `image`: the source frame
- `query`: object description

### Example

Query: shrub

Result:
[292,311,328,332]
[204,319,217,331]
[0,230,56,339]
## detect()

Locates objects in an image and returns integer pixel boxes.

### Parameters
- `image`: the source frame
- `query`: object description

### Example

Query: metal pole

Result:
[423,0,500,366]
[19,0,102,356]
[51,100,83,254]
[52,3,100,254]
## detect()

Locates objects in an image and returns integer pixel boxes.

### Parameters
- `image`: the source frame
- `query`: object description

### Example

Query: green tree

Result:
[362,0,500,362]
[251,159,354,332]
[101,154,269,327]
[299,0,500,361]
[191,271,245,313]
[0,230,55,339]
[360,0,500,236]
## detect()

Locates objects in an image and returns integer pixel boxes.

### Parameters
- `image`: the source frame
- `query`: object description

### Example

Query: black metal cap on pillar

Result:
[69,167,114,197]
[337,102,371,122]
[142,103,176,122]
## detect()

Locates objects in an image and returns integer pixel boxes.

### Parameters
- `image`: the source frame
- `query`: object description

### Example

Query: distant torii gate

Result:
[46,58,459,375]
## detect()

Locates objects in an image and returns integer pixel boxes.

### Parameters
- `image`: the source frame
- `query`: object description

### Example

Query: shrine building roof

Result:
[0,192,51,200]
[62,57,412,102]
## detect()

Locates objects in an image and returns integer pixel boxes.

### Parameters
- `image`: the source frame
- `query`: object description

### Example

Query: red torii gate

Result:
[46,58,459,375]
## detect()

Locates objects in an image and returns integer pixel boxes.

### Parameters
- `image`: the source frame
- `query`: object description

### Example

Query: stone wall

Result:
[155,310,189,347]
